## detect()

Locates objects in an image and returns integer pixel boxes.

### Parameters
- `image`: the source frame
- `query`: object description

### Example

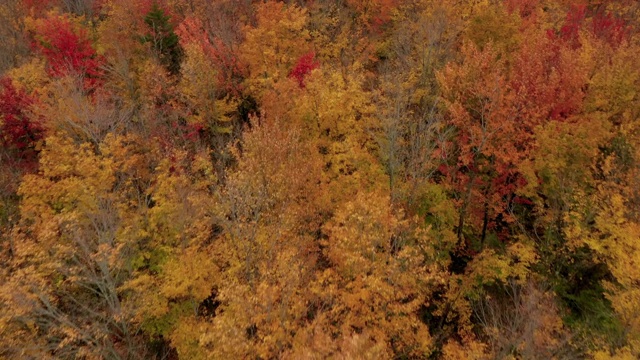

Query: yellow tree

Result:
[120,147,218,360]
[196,117,325,359]
[240,1,310,100]
[300,66,387,206]
[177,39,236,175]
[0,132,151,359]
[514,12,640,354]
[562,33,640,357]
[177,34,235,134]
[287,191,442,358]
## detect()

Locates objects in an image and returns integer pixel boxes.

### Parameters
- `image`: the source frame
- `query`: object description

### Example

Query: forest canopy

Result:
[1,0,639,359]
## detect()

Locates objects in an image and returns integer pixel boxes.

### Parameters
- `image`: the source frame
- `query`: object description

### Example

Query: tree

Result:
[120,147,217,360]
[0,133,150,359]
[0,0,30,74]
[199,117,325,359]
[437,41,520,248]
[290,191,439,358]
[177,31,236,150]
[0,78,43,166]
[240,1,310,99]
[373,0,459,206]
[176,10,247,95]
[142,3,183,75]
[289,51,318,88]
[28,13,105,91]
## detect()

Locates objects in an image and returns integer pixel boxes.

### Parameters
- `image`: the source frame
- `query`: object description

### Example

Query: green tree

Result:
[143,3,183,75]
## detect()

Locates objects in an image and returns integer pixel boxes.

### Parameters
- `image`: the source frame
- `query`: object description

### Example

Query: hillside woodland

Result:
[1,0,640,358]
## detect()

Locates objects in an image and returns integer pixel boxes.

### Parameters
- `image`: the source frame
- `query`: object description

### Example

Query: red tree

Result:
[31,15,104,91]
[549,3,628,48]
[0,78,43,164]
[591,10,628,46]
[289,51,319,88]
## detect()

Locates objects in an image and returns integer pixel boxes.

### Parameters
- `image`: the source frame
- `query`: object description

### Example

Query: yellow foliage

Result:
[240,1,310,97]
[6,132,152,358]
[310,192,438,357]
[6,58,49,94]
[442,336,490,360]
[303,67,387,203]
[178,42,235,132]
[464,4,521,55]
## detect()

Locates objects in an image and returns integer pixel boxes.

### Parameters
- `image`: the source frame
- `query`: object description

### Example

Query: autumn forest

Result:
[0,0,639,358]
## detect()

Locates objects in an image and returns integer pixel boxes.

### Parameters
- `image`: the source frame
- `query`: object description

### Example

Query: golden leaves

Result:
[316,192,437,357]
[178,42,235,132]
[240,1,310,97]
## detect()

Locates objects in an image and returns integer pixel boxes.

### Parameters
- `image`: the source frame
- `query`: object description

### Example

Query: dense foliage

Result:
[1,0,639,359]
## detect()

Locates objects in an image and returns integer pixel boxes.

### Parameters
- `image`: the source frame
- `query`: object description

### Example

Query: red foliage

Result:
[515,27,586,122]
[31,15,105,91]
[550,4,628,48]
[176,16,247,94]
[559,3,586,47]
[289,52,319,88]
[0,78,43,163]
[591,10,627,46]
